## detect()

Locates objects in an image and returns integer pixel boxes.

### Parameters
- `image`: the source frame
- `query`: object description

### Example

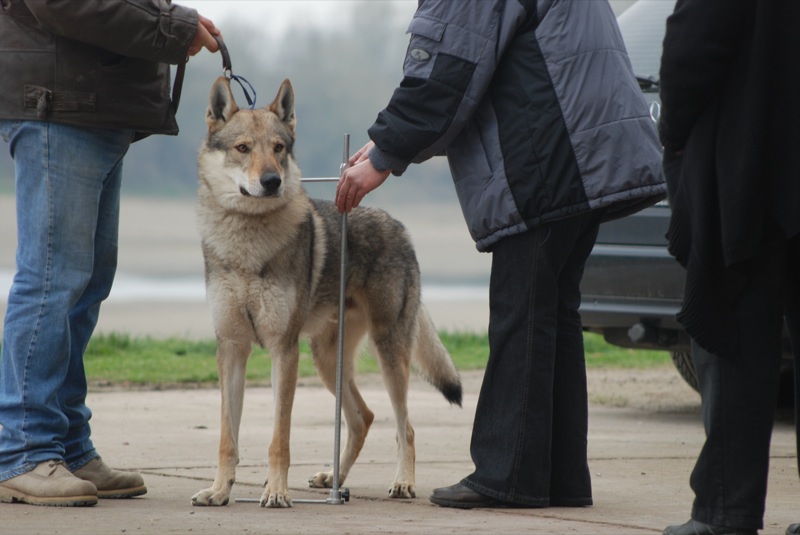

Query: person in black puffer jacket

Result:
[335,0,665,510]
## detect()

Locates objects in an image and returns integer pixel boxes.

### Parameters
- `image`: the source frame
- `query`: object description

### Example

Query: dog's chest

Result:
[205,238,302,295]
[203,226,314,307]
[204,255,305,337]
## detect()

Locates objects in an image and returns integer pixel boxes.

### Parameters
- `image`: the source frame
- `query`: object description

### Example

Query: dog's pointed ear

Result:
[206,76,239,132]
[269,79,296,131]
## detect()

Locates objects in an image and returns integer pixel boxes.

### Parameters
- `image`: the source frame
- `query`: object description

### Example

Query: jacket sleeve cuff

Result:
[368,145,409,176]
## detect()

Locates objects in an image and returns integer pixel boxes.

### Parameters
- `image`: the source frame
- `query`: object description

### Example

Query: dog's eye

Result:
[235,144,250,154]
[274,143,284,153]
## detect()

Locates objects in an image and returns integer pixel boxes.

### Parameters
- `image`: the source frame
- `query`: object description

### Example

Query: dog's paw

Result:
[191,487,231,506]
[260,489,293,508]
[388,482,416,499]
[308,471,333,489]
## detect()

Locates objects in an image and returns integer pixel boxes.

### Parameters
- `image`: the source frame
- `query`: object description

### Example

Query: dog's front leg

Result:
[261,345,300,508]
[192,339,251,506]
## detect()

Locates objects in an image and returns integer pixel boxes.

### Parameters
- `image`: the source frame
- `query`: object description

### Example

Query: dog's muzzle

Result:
[240,173,282,197]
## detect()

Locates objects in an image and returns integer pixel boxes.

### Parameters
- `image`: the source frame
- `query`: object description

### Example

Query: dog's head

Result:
[199,77,301,213]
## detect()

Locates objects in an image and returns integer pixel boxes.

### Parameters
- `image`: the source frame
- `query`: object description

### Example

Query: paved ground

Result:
[1,369,797,535]
[0,198,797,534]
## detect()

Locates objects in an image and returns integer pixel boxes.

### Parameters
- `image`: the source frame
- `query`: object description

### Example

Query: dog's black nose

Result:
[260,173,282,195]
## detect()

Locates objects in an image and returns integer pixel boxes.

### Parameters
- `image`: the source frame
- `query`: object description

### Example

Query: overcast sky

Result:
[179,0,639,44]
[181,0,415,37]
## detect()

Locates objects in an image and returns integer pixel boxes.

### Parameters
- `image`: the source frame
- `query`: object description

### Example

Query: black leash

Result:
[171,60,186,115]
[214,35,257,109]
[170,36,257,115]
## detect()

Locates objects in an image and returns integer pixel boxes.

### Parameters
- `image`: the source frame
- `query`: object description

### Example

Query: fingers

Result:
[336,143,393,213]
[335,174,360,213]
[199,15,221,37]
[189,15,222,56]
[335,163,392,213]
[347,141,374,167]
[336,168,370,213]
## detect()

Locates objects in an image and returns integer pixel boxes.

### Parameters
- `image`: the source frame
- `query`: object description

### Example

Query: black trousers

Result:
[463,211,603,506]
[690,235,800,530]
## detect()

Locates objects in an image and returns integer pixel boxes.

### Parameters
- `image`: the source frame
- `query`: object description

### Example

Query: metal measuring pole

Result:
[236,134,351,506]
[297,133,350,505]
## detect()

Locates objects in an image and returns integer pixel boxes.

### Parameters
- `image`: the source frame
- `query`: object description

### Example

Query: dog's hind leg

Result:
[307,313,373,490]
[371,332,417,499]
[191,338,251,506]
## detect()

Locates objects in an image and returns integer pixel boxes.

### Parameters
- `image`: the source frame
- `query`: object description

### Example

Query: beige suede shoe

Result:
[0,460,98,507]
[72,457,146,499]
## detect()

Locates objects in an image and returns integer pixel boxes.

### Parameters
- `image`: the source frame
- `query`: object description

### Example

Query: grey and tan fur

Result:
[190,77,462,508]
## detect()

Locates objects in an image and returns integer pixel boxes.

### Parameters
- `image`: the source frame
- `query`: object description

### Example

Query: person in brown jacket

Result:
[0,0,220,507]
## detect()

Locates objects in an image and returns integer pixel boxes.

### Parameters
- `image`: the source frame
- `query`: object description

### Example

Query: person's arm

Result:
[22,0,218,64]
[336,0,529,212]
[658,0,749,153]
[368,0,525,173]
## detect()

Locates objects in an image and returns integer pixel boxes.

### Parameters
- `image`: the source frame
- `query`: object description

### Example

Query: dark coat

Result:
[659,0,800,357]
[0,0,199,138]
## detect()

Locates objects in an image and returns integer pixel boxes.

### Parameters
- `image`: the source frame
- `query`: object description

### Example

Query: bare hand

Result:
[188,15,221,56]
[335,141,391,213]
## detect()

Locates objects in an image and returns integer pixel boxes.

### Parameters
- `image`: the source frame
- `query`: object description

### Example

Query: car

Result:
[579,0,795,405]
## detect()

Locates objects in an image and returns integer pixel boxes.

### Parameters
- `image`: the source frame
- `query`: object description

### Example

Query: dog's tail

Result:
[412,304,463,407]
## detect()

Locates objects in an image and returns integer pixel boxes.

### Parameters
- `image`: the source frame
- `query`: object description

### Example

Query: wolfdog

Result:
[190,77,463,508]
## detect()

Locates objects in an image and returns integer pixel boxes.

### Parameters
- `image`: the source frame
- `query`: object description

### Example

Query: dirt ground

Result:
[586,367,701,412]
[352,365,704,415]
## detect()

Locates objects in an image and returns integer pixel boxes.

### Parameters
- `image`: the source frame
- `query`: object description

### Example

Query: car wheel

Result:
[670,350,698,392]
[670,349,795,408]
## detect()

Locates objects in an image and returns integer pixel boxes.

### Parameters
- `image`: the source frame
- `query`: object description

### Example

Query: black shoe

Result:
[786,524,800,535]
[663,519,757,535]
[429,482,507,509]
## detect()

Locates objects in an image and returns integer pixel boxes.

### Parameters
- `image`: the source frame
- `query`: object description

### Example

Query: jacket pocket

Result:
[404,13,481,91]
[404,15,445,78]
[407,15,446,41]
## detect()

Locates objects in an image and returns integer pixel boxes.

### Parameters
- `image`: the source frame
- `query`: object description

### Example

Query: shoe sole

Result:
[429,495,509,509]
[429,495,555,509]
[0,487,97,507]
[97,485,147,499]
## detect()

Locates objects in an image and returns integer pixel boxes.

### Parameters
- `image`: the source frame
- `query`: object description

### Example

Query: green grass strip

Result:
[58,331,672,389]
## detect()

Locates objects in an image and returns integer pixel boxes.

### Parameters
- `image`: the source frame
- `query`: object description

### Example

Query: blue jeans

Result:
[463,210,603,506]
[0,120,133,481]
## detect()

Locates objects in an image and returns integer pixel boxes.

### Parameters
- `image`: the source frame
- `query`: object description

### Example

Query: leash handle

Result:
[214,35,233,78]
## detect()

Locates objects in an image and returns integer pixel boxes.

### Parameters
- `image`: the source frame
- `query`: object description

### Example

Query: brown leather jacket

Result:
[0,0,198,138]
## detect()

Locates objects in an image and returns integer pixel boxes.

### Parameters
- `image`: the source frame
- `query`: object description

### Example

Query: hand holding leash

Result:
[189,15,221,56]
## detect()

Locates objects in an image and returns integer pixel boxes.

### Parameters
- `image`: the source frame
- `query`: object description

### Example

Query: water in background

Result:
[0,269,487,304]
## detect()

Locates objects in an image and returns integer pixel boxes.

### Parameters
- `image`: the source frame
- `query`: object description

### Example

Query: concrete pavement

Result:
[1,369,797,535]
